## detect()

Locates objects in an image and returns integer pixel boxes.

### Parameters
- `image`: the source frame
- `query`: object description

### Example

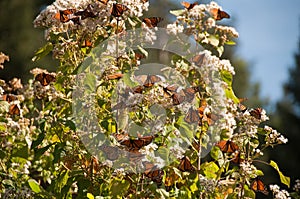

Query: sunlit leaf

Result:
[269,160,290,188]
[170,9,185,16]
[201,162,219,179]
[32,42,53,61]
[28,179,41,193]
[87,193,94,199]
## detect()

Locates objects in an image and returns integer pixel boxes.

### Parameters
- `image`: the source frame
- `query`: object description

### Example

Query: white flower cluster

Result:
[270,184,291,199]
[239,161,257,177]
[264,125,288,145]
[169,1,238,49]
[293,179,300,192]
[166,23,184,35]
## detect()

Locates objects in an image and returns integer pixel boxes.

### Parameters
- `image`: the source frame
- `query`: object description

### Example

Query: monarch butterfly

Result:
[216,140,239,153]
[237,98,248,113]
[143,75,161,87]
[171,92,185,105]
[132,85,144,94]
[231,151,244,164]
[98,0,109,5]
[141,0,148,3]
[2,94,17,103]
[249,108,263,120]
[192,53,206,67]
[9,104,20,115]
[107,73,123,80]
[111,3,128,17]
[75,4,97,20]
[182,87,199,102]
[198,99,217,126]
[134,52,146,60]
[100,145,120,161]
[119,135,155,151]
[81,39,93,48]
[143,161,164,184]
[163,84,178,98]
[181,1,198,10]
[184,107,200,124]
[128,150,145,162]
[251,178,269,195]
[54,9,77,23]
[178,156,195,172]
[35,72,56,86]
[142,17,163,28]
[210,8,230,21]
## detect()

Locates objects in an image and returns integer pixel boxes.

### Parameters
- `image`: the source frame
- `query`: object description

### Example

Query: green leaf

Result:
[225,40,236,45]
[87,193,94,199]
[201,162,219,179]
[170,9,185,16]
[28,179,41,193]
[84,73,96,92]
[220,70,233,86]
[32,42,53,61]
[207,35,219,47]
[55,170,70,193]
[269,160,290,188]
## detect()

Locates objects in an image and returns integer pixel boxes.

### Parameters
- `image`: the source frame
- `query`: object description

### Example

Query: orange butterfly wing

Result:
[178,156,195,172]
[181,1,198,10]
[111,3,128,17]
[143,75,161,87]
[9,104,20,115]
[184,107,200,124]
[210,8,230,21]
[216,140,238,153]
[251,178,269,195]
[142,17,163,28]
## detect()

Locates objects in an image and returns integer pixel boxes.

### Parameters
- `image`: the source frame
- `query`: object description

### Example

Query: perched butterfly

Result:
[120,135,155,151]
[54,9,78,23]
[100,145,120,161]
[98,0,109,5]
[216,140,239,153]
[35,72,56,86]
[182,87,199,102]
[249,108,263,120]
[9,104,20,115]
[75,4,97,20]
[164,171,180,191]
[141,0,148,3]
[2,94,17,103]
[171,92,185,105]
[181,1,198,10]
[107,73,123,80]
[143,17,163,28]
[143,75,161,87]
[134,52,146,60]
[132,85,144,94]
[210,8,230,21]
[192,53,206,67]
[231,151,244,164]
[80,39,93,48]
[163,84,178,98]
[251,178,269,195]
[111,3,128,17]
[178,156,195,172]
[184,107,200,124]
[143,161,164,184]
[237,98,248,113]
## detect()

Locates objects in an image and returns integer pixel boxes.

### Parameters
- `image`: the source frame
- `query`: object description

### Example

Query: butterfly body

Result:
[143,17,163,28]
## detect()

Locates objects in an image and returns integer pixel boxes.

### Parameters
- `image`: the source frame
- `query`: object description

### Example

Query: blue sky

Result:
[215,0,300,106]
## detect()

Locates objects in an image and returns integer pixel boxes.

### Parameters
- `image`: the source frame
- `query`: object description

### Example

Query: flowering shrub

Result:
[0,0,298,198]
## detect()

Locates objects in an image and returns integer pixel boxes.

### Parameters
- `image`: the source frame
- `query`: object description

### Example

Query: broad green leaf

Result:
[170,9,185,16]
[32,42,53,61]
[225,87,239,104]
[28,179,41,193]
[190,182,198,192]
[210,146,223,161]
[55,170,70,193]
[84,73,96,92]
[269,160,290,188]
[220,70,233,86]
[201,162,219,179]
[0,122,6,132]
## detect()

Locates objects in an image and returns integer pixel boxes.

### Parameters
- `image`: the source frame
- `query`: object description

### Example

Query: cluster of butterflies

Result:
[215,139,268,194]
[181,1,230,21]
[54,0,163,28]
